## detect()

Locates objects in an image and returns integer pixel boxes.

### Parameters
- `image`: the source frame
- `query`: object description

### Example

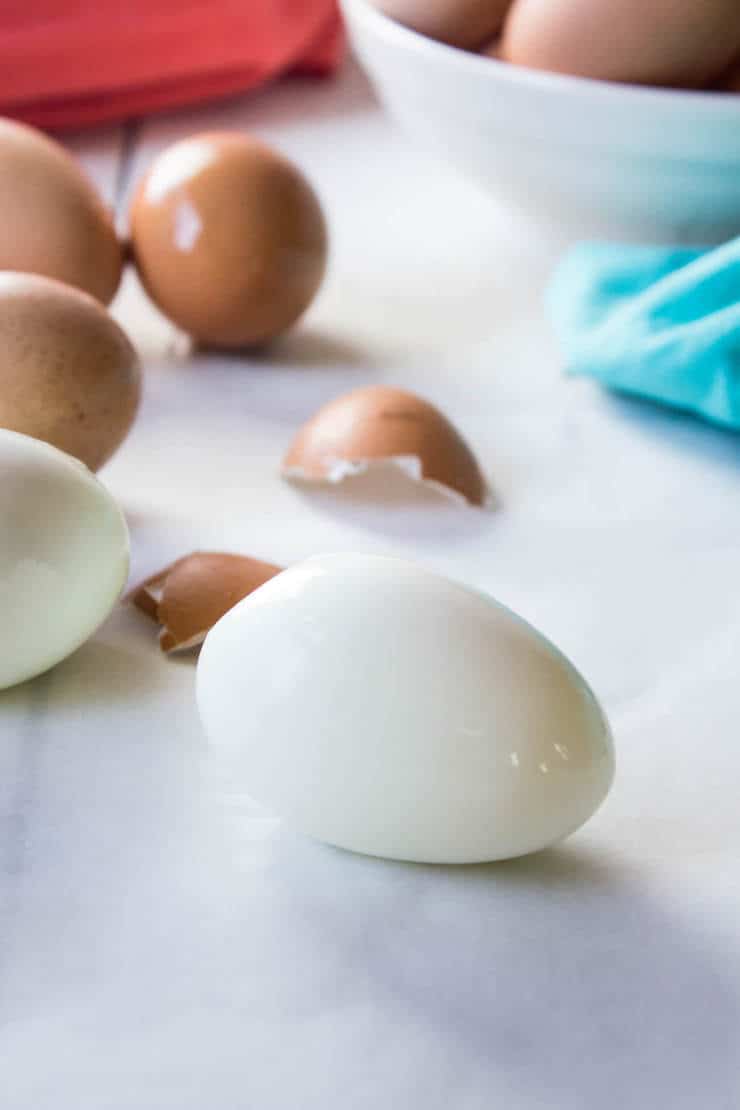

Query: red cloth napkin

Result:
[0,1,343,131]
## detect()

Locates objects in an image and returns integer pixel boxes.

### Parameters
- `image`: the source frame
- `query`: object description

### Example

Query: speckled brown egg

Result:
[0,272,140,471]
[0,118,123,304]
[375,0,513,49]
[129,132,328,348]
[500,0,740,88]
[283,385,487,505]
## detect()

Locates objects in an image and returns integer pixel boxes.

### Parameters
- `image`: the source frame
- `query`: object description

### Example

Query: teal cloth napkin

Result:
[546,239,740,430]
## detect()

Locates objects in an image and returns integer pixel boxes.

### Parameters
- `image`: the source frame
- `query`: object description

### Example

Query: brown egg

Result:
[0,118,123,304]
[717,57,740,91]
[283,385,487,505]
[130,552,282,653]
[129,133,328,348]
[500,0,740,88]
[0,272,140,471]
[375,0,513,49]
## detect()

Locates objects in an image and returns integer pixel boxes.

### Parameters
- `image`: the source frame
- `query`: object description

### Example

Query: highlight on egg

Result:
[282,385,488,506]
[0,117,122,304]
[129,132,328,348]
[197,553,615,864]
[0,272,141,472]
[130,551,282,653]
[0,430,130,691]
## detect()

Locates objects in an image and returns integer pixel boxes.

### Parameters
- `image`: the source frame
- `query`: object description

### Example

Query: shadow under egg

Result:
[286,463,498,545]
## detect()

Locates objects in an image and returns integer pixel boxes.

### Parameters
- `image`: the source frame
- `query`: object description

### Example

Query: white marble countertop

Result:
[2,58,740,1110]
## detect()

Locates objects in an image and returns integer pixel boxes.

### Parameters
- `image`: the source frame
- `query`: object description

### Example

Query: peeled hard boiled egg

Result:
[375,0,513,49]
[130,132,328,348]
[500,0,740,88]
[197,554,614,863]
[0,118,122,304]
[0,430,129,691]
[0,272,140,472]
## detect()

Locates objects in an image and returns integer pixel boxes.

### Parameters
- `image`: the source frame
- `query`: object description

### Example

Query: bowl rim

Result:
[341,0,740,113]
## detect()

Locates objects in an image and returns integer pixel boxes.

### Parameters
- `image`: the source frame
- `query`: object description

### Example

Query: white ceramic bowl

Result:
[341,0,740,242]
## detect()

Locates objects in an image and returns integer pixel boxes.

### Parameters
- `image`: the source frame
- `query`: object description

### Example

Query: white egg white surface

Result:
[197,553,614,863]
[0,430,129,690]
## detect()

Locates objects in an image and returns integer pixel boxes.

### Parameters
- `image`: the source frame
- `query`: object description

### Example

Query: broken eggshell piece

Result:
[282,385,488,506]
[130,552,281,653]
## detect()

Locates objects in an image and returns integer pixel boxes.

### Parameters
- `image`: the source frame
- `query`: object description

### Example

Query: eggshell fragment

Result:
[499,0,740,88]
[283,385,487,506]
[0,118,123,304]
[129,132,328,348]
[374,0,513,49]
[131,552,282,653]
[0,430,129,690]
[0,272,140,472]
[197,554,615,863]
